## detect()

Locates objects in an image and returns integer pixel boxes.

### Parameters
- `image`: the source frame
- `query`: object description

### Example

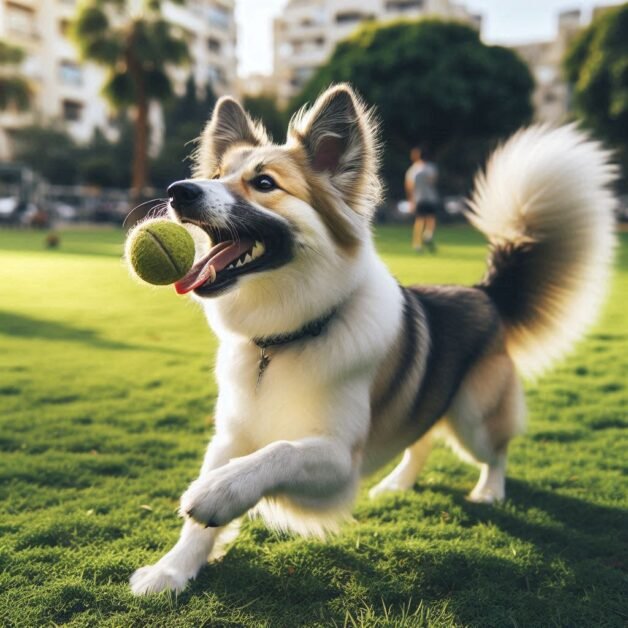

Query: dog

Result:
[130,84,615,595]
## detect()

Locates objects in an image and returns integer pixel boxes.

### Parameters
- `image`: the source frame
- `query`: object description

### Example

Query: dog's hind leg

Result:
[468,452,508,503]
[443,351,525,504]
[369,432,433,498]
[130,435,245,596]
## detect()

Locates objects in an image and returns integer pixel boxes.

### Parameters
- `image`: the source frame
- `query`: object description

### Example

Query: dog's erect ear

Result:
[289,84,381,212]
[193,96,268,177]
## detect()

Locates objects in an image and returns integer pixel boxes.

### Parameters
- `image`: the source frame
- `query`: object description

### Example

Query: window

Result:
[62,100,83,122]
[335,12,363,24]
[59,61,83,87]
[290,67,314,88]
[278,42,292,58]
[207,65,226,85]
[208,37,221,53]
[535,65,556,85]
[6,3,36,37]
[385,0,423,11]
[59,19,71,37]
[207,6,230,30]
[543,90,559,104]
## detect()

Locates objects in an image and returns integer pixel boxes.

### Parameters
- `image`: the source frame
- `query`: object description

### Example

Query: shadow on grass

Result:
[0,310,183,354]
[173,482,628,626]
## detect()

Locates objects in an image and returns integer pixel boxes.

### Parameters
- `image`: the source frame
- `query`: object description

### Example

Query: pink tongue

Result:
[174,238,254,295]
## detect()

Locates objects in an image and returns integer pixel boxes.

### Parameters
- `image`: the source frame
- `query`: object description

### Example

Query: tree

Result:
[78,120,134,188]
[150,76,217,189]
[13,126,81,185]
[71,0,189,197]
[13,119,133,187]
[0,40,30,110]
[242,95,287,144]
[564,4,628,181]
[293,19,533,196]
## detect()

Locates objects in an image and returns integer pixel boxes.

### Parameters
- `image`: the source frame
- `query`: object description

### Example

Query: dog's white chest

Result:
[215,343,332,446]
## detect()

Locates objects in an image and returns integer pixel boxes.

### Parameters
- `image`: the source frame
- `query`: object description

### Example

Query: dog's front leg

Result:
[130,435,244,596]
[181,437,356,528]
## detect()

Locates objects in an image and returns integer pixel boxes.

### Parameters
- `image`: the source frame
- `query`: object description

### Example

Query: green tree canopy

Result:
[150,76,217,189]
[13,119,133,188]
[71,0,189,196]
[564,4,628,179]
[242,95,287,144]
[293,19,533,196]
[0,40,30,110]
[13,126,80,185]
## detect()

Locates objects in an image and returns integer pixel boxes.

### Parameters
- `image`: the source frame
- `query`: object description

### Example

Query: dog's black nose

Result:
[168,181,203,216]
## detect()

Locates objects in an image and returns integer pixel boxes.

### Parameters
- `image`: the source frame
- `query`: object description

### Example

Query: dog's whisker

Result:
[123,198,168,228]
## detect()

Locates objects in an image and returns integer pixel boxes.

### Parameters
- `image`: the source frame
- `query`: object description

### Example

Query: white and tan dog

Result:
[130,84,615,595]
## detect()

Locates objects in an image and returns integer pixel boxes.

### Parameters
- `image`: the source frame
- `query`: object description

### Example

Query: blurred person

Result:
[405,144,439,252]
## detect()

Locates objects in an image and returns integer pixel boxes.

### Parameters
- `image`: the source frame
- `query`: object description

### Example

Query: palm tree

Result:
[71,0,189,197]
[0,40,30,110]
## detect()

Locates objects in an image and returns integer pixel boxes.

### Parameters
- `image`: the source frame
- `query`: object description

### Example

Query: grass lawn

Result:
[0,224,626,627]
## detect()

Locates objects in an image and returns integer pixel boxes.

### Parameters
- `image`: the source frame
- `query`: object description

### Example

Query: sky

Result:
[235,0,625,77]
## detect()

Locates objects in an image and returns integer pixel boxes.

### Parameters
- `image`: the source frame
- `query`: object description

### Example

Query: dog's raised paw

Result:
[130,563,189,595]
[180,465,260,528]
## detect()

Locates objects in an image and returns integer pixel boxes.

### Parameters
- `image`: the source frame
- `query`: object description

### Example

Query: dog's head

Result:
[168,84,381,337]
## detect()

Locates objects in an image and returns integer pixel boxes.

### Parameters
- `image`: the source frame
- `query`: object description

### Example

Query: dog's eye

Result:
[251,175,277,192]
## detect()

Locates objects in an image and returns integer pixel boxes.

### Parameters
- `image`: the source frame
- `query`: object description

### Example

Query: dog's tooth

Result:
[208,265,216,283]
[235,259,243,268]
[244,253,252,264]
[252,241,264,259]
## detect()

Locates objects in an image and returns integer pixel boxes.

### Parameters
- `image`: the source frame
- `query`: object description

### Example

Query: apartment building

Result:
[273,0,482,105]
[0,0,237,159]
[511,10,582,124]
[511,6,621,124]
[163,0,237,99]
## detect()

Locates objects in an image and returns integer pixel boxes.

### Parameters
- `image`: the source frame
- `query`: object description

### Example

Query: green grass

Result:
[0,224,626,627]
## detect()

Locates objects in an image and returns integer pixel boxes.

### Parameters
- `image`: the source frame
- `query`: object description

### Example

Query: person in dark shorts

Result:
[405,145,439,252]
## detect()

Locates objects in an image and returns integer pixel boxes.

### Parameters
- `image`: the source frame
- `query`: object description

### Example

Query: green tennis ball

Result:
[126,219,195,285]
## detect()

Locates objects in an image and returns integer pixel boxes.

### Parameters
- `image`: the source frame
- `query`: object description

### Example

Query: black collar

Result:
[252,309,337,350]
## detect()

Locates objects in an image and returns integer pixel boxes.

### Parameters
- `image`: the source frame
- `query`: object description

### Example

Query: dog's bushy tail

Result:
[469,125,616,377]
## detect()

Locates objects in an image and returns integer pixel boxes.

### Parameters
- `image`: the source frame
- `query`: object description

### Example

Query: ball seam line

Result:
[145,228,182,275]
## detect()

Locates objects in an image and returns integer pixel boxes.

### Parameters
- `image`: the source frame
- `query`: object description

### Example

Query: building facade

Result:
[0,0,237,160]
[511,6,618,124]
[511,10,581,124]
[272,0,482,106]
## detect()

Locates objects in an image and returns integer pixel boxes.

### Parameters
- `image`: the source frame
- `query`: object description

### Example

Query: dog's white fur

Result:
[130,87,615,595]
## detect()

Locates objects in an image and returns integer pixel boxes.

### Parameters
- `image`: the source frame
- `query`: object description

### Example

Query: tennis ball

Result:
[126,219,195,285]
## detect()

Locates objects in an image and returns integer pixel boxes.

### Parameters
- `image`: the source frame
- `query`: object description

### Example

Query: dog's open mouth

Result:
[174,236,264,294]
[174,223,293,297]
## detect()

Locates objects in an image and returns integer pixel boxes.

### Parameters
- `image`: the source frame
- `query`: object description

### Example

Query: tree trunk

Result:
[127,29,148,201]
[131,88,148,199]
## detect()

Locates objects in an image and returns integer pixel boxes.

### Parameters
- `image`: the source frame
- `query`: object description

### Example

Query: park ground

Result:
[0,225,626,627]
